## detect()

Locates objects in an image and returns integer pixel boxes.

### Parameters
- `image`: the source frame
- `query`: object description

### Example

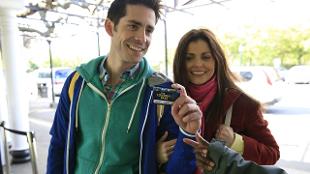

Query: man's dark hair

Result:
[107,0,162,26]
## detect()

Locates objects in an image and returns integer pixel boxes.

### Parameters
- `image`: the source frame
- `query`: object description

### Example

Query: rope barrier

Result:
[0,121,38,174]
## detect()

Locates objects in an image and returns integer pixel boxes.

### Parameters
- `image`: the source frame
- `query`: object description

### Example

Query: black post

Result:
[47,40,55,107]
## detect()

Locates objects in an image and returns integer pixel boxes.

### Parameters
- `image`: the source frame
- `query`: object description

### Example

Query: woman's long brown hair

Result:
[173,28,242,129]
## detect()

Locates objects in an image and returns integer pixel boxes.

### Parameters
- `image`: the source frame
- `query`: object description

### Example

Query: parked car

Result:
[285,65,310,84]
[231,66,283,106]
[34,67,73,97]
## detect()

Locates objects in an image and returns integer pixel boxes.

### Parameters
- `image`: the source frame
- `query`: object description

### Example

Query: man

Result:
[46,0,201,174]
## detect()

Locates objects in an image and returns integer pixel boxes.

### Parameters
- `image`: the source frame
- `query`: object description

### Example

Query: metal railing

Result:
[0,121,38,174]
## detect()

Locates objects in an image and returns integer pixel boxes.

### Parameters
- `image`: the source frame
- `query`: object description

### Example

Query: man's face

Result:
[108,4,156,65]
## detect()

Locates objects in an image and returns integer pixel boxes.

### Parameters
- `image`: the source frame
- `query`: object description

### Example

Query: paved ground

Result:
[4,96,310,174]
[4,98,55,174]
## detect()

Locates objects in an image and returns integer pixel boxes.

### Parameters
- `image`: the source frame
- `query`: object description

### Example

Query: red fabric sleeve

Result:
[232,95,280,165]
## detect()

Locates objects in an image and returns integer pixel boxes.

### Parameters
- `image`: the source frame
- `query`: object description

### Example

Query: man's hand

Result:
[184,133,215,172]
[171,83,202,134]
[156,131,177,164]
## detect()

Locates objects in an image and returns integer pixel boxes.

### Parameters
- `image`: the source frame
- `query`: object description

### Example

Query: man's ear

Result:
[105,18,114,36]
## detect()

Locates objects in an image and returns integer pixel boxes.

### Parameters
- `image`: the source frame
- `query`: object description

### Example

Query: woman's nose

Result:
[193,57,203,66]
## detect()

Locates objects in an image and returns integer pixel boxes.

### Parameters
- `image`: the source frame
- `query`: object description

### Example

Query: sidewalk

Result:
[8,98,56,174]
[6,97,310,174]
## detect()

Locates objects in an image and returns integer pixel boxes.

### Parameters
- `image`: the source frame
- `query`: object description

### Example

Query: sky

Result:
[22,0,310,72]
[164,0,310,42]
[145,0,310,70]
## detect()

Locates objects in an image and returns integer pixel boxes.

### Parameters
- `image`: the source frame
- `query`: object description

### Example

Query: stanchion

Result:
[26,132,38,174]
[1,121,10,174]
[0,121,38,174]
[0,149,2,174]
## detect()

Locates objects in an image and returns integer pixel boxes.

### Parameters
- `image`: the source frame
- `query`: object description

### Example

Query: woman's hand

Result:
[215,124,235,147]
[184,133,215,172]
[157,131,177,164]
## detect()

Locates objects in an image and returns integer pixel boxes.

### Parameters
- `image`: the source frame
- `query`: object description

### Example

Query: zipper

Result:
[94,103,111,174]
[66,98,73,174]
[66,80,85,174]
[86,82,110,174]
[139,90,153,174]
[89,81,141,173]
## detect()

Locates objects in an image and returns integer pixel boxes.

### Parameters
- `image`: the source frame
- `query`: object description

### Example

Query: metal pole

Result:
[47,39,55,106]
[0,149,2,174]
[96,31,101,56]
[26,132,38,174]
[238,44,244,66]
[174,0,178,7]
[163,18,168,76]
[1,122,10,174]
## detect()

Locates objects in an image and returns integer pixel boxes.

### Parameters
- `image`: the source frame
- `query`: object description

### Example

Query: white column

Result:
[0,1,30,163]
[0,60,10,165]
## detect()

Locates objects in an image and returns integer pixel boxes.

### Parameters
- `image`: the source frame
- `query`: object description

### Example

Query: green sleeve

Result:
[204,140,287,174]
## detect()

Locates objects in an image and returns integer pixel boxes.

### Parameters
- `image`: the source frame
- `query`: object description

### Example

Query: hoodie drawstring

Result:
[127,78,146,133]
[75,80,85,129]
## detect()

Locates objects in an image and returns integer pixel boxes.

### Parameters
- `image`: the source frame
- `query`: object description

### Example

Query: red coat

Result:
[203,88,280,165]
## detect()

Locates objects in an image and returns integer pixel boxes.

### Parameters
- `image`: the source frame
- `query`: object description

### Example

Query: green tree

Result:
[27,60,39,72]
[223,26,310,67]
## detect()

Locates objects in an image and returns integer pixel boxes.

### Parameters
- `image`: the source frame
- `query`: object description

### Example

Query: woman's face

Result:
[185,39,215,85]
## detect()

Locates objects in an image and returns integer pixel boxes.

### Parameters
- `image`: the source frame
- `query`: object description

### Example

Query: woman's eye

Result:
[185,55,193,60]
[202,54,212,60]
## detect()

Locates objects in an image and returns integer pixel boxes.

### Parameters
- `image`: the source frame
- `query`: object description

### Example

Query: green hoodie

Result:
[74,56,153,174]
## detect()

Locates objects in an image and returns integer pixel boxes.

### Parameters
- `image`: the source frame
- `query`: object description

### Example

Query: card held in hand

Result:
[153,87,180,105]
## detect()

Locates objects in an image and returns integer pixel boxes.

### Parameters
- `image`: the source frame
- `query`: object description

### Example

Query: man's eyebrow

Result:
[128,20,142,26]
[128,20,154,30]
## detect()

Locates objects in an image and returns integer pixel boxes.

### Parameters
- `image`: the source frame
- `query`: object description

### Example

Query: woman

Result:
[157,28,280,172]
